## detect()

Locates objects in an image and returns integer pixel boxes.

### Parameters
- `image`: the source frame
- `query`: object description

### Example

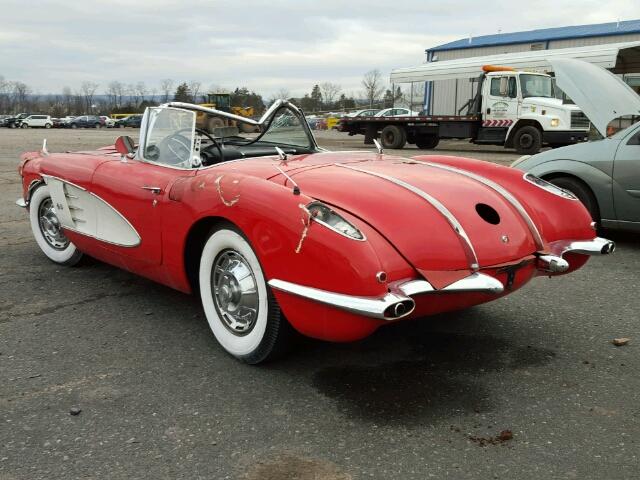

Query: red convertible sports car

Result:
[17,101,614,363]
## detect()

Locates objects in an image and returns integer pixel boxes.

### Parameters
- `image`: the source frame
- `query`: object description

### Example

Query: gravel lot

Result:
[1,128,638,479]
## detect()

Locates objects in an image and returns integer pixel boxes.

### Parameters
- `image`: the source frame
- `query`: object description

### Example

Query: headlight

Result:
[523,173,577,200]
[550,118,560,128]
[307,201,365,240]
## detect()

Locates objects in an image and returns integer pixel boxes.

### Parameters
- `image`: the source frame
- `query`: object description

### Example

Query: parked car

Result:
[19,115,53,129]
[5,113,32,128]
[514,58,640,232]
[115,115,143,128]
[374,107,420,117]
[99,116,116,128]
[66,115,102,128]
[16,100,614,363]
[0,114,13,127]
[346,109,380,117]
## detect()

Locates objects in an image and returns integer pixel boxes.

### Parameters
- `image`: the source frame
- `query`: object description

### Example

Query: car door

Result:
[484,75,519,127]
[612,125,640,224]
[89,107,197,264]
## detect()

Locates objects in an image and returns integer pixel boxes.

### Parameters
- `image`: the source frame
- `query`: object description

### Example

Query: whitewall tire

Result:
[29,185,83,266]
[199,226,292,364]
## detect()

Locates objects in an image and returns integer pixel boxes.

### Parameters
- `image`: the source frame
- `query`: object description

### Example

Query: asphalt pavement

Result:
[0,128,638,479]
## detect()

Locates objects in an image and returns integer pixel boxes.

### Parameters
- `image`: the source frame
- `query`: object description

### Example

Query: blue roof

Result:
[429,19,640,52]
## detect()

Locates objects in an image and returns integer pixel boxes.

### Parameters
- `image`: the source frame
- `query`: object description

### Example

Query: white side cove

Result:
[43,175,140,247]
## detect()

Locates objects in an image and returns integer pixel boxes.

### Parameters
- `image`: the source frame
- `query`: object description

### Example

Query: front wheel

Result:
[29,185,83,266]
[21,123,28,129]
[513,126,542,154]
[199,226,292,364]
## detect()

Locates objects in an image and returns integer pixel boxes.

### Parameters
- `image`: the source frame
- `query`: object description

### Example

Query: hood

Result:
[522,97,580,111]
[280,153,540,288]
[550,57,640,136]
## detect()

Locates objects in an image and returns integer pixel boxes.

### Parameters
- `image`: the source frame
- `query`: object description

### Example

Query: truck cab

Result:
[479,69,589,154]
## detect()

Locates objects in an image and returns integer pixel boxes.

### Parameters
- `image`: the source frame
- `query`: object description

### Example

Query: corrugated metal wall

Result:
[428,32,640,114]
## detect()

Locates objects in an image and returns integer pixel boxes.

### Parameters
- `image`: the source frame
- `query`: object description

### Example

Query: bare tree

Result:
[160,79,174,103]
[361,69,384,108]
[188,81,202,103]
[268,88,290,105]
[135,81,148,106]
[81,81,99,112]
[320,82,341,109]
[12,82,31,112]
[149,87,158,104]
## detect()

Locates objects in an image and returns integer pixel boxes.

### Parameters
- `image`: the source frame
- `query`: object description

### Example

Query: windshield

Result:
[520,74,554,98]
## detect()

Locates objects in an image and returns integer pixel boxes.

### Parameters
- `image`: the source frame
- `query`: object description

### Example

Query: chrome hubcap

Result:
[38,197,69,250]
[212,250,259,335]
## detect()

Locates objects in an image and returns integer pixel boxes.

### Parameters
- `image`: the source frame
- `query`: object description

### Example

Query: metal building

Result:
[424,19,640,114]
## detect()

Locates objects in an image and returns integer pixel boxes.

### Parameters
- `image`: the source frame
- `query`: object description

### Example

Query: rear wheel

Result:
[29,185,83,266]
[199,226,293,364]
[380,125,407,149]
[513,126,542,154]
[548,176,600,223]
[415,135,440,149]
[45,123,52,129]
[71,123,77,129]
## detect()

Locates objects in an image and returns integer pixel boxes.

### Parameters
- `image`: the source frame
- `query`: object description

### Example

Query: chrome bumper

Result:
[268,272,503,321]
[536,237,614,273]
[15,198,26,208]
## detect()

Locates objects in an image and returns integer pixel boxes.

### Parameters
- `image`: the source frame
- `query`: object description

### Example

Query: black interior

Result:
[200,139,308,165]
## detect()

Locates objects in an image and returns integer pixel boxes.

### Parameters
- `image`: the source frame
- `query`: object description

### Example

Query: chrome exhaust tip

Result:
[384,299,415,320]
[537,254,570,273]
[601,241,615,255]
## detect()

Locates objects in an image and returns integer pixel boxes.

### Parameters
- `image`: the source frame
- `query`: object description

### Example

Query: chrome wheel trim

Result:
[211,249,259,336]
[37,197,69,250]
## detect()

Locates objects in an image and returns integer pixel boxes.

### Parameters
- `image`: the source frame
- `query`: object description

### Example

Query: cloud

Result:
[1,0,639,96]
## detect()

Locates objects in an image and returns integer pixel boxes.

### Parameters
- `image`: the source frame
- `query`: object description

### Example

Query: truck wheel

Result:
[513,126,542,154]
[548,176,600,223]
[380,125,407,149]
[415,135,440,149]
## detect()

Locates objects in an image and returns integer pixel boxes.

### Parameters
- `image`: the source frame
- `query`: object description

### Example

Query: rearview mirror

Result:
[499,77,509,96]
[115,136,135,156]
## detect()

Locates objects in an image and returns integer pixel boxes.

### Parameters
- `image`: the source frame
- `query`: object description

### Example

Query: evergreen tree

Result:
[173,82,192,102]
[310,84,323,111]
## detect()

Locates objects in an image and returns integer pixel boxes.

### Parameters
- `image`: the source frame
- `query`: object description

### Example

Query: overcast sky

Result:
[1,0,639,97]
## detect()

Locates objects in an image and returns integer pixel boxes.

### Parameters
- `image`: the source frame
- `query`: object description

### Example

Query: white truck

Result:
[339,65,590,154]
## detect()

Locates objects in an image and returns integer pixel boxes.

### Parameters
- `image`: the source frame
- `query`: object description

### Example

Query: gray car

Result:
[514,58,640,232]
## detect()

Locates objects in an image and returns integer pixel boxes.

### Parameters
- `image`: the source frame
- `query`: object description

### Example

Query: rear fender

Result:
[411,155,595,245]
[166,172,415,339]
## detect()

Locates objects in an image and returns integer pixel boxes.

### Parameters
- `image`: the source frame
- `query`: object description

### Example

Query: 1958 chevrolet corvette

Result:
[17,100,615,363]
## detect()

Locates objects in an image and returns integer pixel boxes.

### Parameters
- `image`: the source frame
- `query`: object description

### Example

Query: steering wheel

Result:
[157,129,193,166]
[196,128,224,164]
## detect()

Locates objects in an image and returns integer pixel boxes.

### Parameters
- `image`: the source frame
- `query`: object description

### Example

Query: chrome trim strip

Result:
[397,279,434,296]
[336,163,479,270]
[409,159,545,250]
[15,198,26,208]
[41,174,141,248]
[443,273,504,293]
[268,279,415,320]
[397,273,503,296]
[550,237,615,257]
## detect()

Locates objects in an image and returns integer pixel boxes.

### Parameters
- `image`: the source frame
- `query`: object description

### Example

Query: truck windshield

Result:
[520,74,554,98]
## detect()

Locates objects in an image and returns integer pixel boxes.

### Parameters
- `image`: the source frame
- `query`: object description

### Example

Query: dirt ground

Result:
[0,127,638,480]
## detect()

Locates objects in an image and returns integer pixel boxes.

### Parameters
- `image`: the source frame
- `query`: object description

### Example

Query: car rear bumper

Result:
[268,272,504,321]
